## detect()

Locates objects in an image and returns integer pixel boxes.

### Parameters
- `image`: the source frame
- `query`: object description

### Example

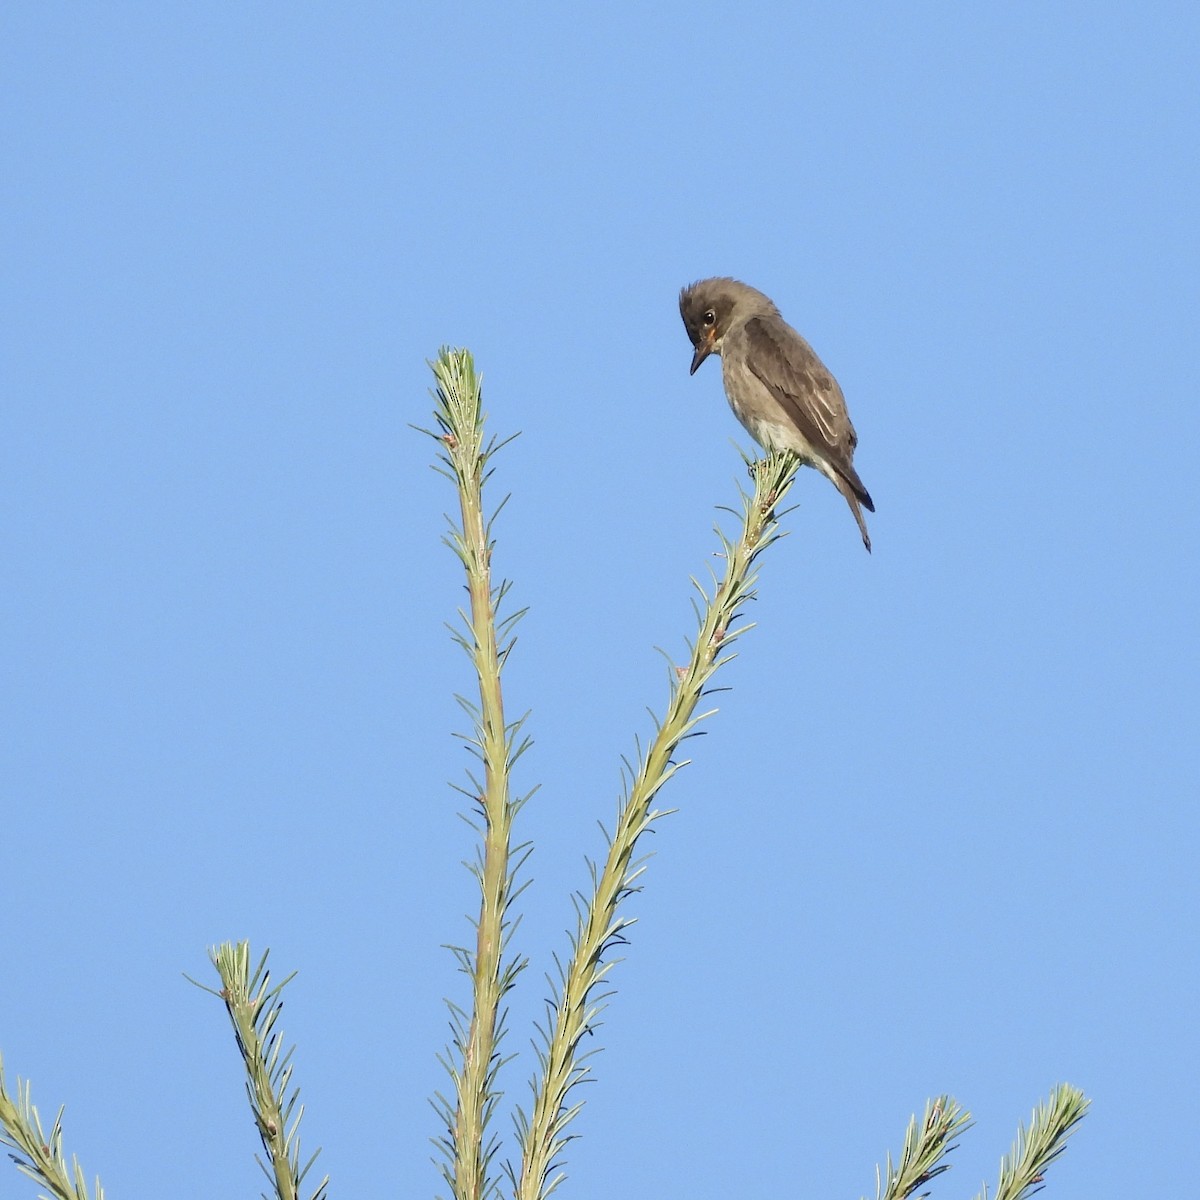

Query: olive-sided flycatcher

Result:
[679,277,875,551]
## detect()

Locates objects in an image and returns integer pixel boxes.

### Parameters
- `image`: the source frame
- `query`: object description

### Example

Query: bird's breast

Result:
[721,354,819,461]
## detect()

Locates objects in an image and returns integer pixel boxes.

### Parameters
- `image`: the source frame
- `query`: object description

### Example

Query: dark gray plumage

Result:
[679,277,875,551]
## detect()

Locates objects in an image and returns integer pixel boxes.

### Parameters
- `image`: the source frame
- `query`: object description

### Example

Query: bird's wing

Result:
[740,314,872,507]
[740,315,851,453]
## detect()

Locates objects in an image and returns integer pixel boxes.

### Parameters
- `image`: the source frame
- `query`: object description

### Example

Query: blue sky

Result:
[3,4,1197,1198]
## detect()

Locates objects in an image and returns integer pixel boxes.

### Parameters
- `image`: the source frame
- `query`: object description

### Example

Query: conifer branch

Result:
[871,1095,971,1200]
[0,1054,105,1200]
[514,451,802,1200]
[420,348,529,1200]
[199,941,328,1200]
[975,1085,1089,1200]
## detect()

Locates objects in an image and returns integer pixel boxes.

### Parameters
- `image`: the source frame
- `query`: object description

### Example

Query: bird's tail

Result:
[834,473,873,553]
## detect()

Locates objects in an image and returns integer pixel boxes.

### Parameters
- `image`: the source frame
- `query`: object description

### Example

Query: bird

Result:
[679,277,875,552]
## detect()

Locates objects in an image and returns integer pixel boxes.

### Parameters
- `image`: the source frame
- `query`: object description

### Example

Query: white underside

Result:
[716,347,848,491]
[737,411,843,485]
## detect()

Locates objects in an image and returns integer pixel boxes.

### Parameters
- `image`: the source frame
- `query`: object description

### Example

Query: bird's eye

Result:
[703,309,716,326]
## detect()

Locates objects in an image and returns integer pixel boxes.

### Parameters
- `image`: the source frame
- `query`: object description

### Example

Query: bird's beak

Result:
[689,329,716,375]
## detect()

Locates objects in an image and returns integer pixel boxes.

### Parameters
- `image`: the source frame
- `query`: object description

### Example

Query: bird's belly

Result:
[722,359,820,463]
[731,400,820,463]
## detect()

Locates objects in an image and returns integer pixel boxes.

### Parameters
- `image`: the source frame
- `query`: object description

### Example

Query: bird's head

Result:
[678,277,777,374]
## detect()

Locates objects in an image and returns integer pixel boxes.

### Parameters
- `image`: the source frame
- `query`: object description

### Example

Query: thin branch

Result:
[514,451,803,1200]
[0,1053,105,1200]
[197,941,328,1200]
[870,1095,971,1200]
[975,1084,1089,1200]
[421,347,529,1200]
